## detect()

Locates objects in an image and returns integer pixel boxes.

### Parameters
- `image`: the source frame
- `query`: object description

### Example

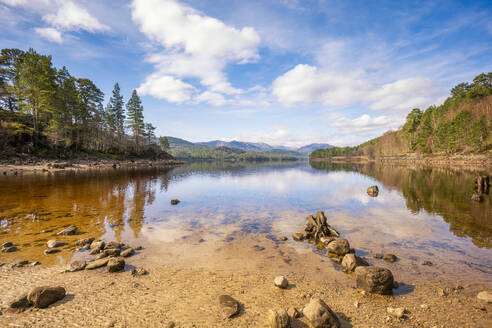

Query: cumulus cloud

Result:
[34,27,62,43]
[331,114,403,133]
[273,65,441,111]
[1,0,107,43]
[137,74,194,104]
[131,0,260,103]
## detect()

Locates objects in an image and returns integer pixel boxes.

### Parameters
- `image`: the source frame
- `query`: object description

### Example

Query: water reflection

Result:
[310,161,492,248]
[0,162,491,282]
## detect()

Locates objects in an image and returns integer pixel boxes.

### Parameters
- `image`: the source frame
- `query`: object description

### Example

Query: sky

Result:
[1,0,491,148]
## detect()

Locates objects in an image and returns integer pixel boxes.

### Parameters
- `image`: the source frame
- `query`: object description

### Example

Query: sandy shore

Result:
[0,232,490,328]
[0,158,184,175]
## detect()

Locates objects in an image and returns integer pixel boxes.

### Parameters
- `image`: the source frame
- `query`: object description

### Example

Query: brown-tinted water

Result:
[0,162,491,284]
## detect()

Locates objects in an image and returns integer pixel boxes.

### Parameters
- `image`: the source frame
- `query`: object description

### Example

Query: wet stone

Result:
[104,248,121,257]
[76,237,94,246]
[326,238,350,256]
[383,254,398,263]
[57,225,77,236]
[47,240,66,248]
[2,241,13,248]
[44,248,61,255]
[170,199,180,205]
[86,258,110,270]
[2,245,18,252]
[121,248,135,257]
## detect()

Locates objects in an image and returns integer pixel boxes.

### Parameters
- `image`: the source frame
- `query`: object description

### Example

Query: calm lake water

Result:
[1,161,491,283]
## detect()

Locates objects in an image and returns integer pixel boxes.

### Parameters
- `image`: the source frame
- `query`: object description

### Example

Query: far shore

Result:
[310,153,492,171]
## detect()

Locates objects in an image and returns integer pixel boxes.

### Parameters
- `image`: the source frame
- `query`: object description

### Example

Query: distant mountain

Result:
[167,137,333,158]
[296,143,334,154]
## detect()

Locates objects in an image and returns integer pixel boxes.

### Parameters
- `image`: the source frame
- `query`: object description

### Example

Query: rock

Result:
[355,266,394,295]
[131,267,149,276]
[2,241,13,248]
[422,260,433,266]
[292,232,307,241]
[95,252,108,259]
[107,258,125,272]
[302,298,340,328]
[9,294,31,311]
[287,307,300,318]
[386,307,405,319]
[303,211,340,242]
[170,199,180,205]
[367,185,379,197]
[44,249,60,255]
[27,286,66,308]
[90,240,105,251]
[42,229,53,233]
[2,245,18,252]
[471,193,483,202]
[354,301,360,308]
[326,239,350,256]
[373,253,383,259]
[11,260,29,268]
[383,254,397,263]
[31,261,41,266]
[104,248,121,257]
[57,225,77,236]
[76,237,94,246]
[67,260,86,272]
[280,236,288,241]
[47,240,66,248]
[86,258,110,270]
[105,241,122,249]
[218,295,239,318]
[267,309,290,328]
[477,291,492,303]
[320,236,336,245]
[121,248,135,257]
[135,246,143,250]
[274,276,289,289]
[341,253,369,272]
[420,304,429,310]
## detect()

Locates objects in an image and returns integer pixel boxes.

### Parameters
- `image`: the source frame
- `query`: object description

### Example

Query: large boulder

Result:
[267,309,290,328]
[302,298,340,328]
[57,225,77,236]
[27,286,66,308]
[326,239,350,256]
[355,266,394,295]
[341,254,369,272]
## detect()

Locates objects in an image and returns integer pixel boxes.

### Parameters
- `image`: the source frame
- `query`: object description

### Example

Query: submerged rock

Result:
[2,245,18,252]
[477,291,492,303]
[47,240,66,248]
[57,225,77,236]
[105,241,122,249]
[326,238,350,256]
[267,309,290,328]
[218,295,239,318]
[27,286,66,308]
[355,266,394,295]
[76,237,94,246]
[274,276,288,289]
[303,298,340,328]
[170,199,180,205]
[2,241,13,248]
[367,185,379,197]
[341,253,369,272]
[383,254,397,263]
[44,248,60,255]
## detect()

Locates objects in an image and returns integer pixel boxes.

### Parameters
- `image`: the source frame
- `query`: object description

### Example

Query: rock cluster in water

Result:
[472,175,490,202]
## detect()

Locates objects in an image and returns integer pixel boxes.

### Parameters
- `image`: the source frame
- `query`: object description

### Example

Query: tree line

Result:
[0,48,169,157]
[311,72,492,159]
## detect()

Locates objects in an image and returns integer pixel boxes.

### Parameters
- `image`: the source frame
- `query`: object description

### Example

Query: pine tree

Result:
[105,83,125,141]
[126,90,145,151]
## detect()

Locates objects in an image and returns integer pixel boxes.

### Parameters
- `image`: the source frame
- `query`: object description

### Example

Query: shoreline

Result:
[310,153,492,171]
[0,158,185,175]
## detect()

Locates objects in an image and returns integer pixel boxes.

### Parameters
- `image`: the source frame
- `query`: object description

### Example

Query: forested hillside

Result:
[0,48,169,159]
[311,73,492,159]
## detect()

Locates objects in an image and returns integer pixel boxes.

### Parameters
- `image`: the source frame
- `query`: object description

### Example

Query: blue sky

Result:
[1,0,491,147]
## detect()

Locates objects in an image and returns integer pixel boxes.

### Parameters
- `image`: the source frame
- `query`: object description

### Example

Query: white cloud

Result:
[195,91,228,106]
[34,27,62,43]
[131,0,260,103]
[272,64,368,107]
[137,74,194,104]
[43,1,108,32]
[368,77,440,111]
[1,0,107,43]
[332,114,403,133]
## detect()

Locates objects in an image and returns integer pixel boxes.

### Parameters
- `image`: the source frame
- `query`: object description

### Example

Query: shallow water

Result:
[0,161,491,283]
